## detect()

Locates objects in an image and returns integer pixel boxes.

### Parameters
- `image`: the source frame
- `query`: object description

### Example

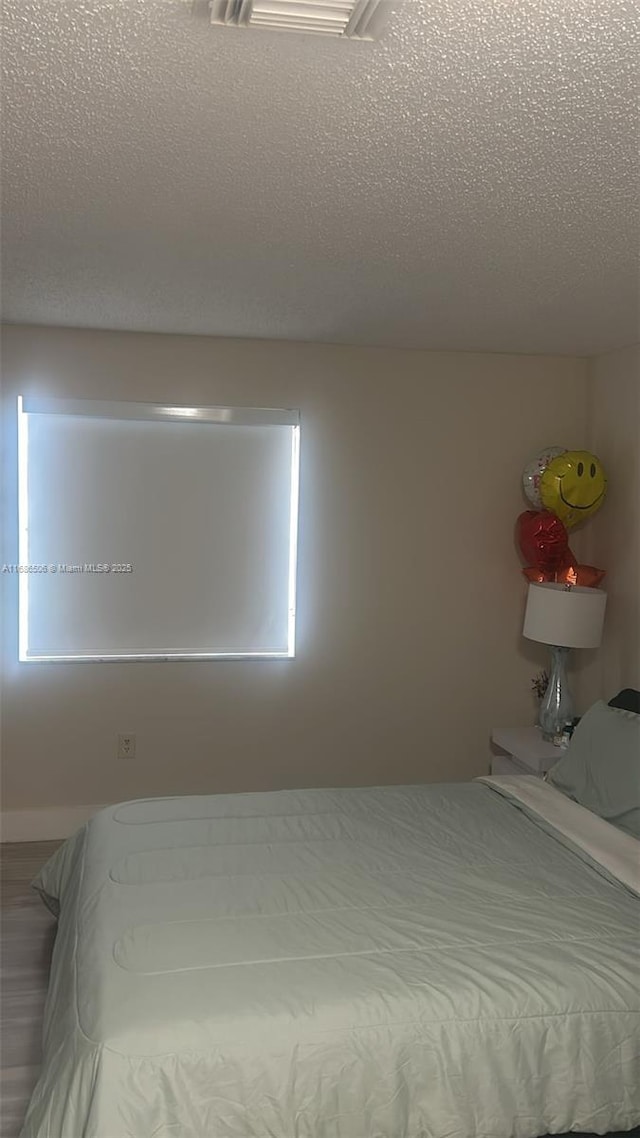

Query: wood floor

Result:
[1,840,638,1138]
[1,841,61,1138]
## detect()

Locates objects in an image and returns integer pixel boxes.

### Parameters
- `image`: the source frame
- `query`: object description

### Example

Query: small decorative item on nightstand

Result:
[490,727,563,779]
[531,669,550,703]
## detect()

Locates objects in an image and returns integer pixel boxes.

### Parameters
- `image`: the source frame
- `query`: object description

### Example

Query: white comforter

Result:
[22,777,640,1138]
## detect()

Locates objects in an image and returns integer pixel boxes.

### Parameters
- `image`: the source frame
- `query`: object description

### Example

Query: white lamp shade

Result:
[523,582,607,649]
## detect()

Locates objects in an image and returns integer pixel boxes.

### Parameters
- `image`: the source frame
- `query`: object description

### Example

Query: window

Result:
[17,397,300,661]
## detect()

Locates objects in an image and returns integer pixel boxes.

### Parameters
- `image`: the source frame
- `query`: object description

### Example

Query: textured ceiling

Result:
[1,0,639,354]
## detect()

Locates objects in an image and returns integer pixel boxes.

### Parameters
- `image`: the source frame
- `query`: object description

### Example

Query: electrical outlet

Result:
[117,734,136,760]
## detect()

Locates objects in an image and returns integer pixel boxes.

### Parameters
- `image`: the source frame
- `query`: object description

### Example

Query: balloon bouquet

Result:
[517,447,607,586]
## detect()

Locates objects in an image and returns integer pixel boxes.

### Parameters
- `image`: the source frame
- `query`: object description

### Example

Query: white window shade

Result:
[18,398,300,661]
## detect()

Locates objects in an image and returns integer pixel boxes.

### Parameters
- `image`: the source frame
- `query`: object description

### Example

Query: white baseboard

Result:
[1,804,106,843]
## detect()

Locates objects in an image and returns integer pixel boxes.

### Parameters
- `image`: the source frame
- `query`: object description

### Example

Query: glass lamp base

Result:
[539,645,574,743]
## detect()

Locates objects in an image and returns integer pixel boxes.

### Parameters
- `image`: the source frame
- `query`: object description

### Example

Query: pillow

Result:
[548,699,640,839]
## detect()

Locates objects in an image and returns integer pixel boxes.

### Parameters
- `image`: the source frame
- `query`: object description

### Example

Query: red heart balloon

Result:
[516,510,576,574]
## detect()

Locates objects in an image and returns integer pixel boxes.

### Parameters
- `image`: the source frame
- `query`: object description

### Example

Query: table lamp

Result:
[523,581,607,743]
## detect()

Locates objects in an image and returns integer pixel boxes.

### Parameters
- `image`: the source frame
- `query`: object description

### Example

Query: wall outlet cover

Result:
[117,734,136,759]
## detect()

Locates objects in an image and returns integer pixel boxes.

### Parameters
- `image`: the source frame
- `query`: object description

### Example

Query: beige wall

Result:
[577,345,640,705]
[1,325,588,810]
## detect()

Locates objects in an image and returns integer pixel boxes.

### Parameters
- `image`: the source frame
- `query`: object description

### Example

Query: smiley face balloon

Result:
[540,449,607,529]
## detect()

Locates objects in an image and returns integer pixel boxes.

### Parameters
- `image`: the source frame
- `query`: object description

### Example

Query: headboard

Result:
[608,688,640,714]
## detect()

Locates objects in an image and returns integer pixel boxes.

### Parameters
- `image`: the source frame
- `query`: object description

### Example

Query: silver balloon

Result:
[522,446,566,508]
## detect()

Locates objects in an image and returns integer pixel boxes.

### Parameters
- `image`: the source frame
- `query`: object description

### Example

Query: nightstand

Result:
[490,726,564,778]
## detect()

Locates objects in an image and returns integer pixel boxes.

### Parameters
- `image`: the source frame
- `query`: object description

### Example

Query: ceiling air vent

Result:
[204,0,393,38]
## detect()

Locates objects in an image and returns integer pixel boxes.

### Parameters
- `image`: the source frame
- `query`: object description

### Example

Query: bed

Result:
[20,766,639,1138]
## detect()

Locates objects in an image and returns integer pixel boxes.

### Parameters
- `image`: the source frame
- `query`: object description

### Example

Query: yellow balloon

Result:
[540,449,607,529]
